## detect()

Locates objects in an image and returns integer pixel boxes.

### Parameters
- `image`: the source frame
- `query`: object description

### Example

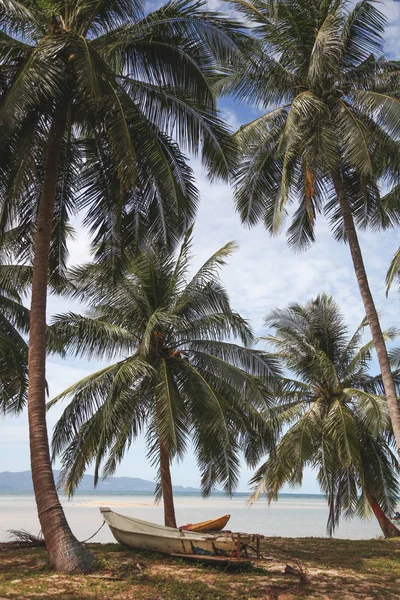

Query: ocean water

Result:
[0,492,389,543]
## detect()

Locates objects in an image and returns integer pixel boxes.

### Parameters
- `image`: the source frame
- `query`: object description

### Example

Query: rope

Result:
[80,520,106,544]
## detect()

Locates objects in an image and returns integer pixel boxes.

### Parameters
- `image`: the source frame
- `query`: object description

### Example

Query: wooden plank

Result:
[236,533,241,559]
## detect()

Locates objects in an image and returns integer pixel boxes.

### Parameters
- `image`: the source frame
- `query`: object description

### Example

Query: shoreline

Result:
[0,493,387,542]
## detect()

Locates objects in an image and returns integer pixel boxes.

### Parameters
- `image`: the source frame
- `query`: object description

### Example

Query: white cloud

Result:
[220,107,241,131]
[380,1,400,58]
[191,159,399,337]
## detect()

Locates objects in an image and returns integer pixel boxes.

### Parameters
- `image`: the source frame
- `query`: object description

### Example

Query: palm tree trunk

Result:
[28,108,95,573]
[332,171,400,455]
[159,439,177,528]
[366,491,400,538]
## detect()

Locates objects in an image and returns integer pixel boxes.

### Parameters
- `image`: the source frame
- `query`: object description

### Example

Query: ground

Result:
[1,537,400,600]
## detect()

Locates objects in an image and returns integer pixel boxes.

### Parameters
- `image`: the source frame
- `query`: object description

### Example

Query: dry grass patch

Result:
[0,537,399,599]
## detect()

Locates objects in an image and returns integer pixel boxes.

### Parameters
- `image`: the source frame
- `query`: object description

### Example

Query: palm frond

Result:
[386,246,400,295]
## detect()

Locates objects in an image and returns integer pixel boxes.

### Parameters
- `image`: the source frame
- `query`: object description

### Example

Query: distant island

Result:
[0,470,201,494]
[0,471,325,497]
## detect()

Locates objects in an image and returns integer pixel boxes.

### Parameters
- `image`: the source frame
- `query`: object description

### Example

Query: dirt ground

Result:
[1,536,400,599]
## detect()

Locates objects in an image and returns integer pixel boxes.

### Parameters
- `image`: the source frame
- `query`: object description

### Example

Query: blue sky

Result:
[1,0,400,494]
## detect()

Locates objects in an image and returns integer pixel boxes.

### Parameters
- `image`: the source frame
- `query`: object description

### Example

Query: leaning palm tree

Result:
[49,230,278,528]
[223,0,400,454]
[252,293,400,538]
[0,0,242,571]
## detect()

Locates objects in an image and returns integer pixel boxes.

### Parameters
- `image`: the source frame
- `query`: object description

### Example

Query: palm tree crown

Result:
[49,229,279,526]
[0,0,242,257]
[251,293,400,537]
[225,0,400,239]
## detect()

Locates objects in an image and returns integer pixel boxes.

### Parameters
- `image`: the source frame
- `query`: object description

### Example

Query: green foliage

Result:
[224,0,400,247]
[0,247,30,414]
[386,245,400,295]
[49,231,280,497]
[0,227,76,414]
[0,0,244,264]
[251,293,400,535]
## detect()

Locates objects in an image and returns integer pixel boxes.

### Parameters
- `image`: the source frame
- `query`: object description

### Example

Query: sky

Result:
[1,0,400,494]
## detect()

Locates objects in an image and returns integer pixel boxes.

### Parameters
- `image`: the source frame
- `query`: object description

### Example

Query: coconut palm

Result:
[49,230,279,528]
[223,0,400,454]
[251,293,400,538]
[0,0,242,571]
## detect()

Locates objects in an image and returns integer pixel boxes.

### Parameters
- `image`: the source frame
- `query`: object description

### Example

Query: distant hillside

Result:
[0,470,200,494]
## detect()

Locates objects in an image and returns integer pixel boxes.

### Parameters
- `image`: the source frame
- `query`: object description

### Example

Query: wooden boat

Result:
[179,514,230,533]
[100,507,237,556]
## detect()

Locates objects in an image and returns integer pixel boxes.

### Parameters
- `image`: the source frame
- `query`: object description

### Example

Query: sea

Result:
[0,492,390,543]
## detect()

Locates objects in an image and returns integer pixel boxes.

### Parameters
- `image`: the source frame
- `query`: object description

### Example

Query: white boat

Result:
[100,507,238,556]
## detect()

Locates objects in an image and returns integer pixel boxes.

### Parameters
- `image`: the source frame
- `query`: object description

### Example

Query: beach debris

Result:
[7,529,45,548]
[265,565,309,600]
[284,560,309,586]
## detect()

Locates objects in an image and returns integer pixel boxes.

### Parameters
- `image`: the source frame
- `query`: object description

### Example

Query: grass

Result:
[1,537,400,599]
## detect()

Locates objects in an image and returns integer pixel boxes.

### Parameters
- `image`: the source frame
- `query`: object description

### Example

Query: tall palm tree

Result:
[49,230,278,528]
[223,0,400,454]
[0,0,242,571]
[251,293,400,538]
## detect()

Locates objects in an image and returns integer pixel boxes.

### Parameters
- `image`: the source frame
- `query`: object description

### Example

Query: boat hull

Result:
[100,508,236,556]
[180,514,230,533]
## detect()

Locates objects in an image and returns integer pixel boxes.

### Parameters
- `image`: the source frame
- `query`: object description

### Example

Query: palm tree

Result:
[223,0,400,454]
[49,230,278,528]
[0,0,242,571]
[251,293,400,538]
